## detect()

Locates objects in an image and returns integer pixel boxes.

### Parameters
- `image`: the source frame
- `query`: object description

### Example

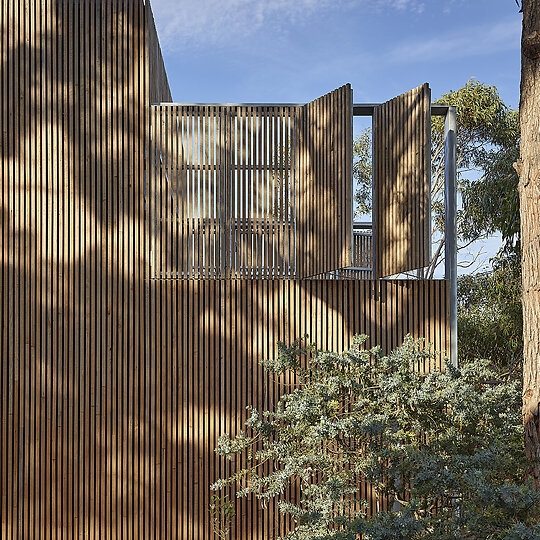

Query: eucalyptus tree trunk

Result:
[517,0,540,488]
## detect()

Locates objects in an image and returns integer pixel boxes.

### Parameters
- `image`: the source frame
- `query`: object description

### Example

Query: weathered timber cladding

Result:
[373,83,431,278]
[0,2,450,537]
[0,0,170,537]
[297,84,353,278]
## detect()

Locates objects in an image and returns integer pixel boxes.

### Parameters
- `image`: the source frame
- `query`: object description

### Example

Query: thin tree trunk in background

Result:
[517,0,540,488]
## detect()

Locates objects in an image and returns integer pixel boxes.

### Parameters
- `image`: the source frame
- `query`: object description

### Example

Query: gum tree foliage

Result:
[431,80,520,259]
[457,256,523,375]
[353,129,372,218]
[212,337,539,539]
[354,79,520,269]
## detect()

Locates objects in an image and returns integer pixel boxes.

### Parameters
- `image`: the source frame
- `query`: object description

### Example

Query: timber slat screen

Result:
[297,85,353,278]
[352,229,372,268]
[373,83,431,278]
[150,104,300,279]
[150,85,353,279]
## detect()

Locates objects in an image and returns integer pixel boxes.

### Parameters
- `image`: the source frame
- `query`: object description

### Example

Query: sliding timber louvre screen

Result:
[150,105,301,278]
[296,84,353,278]
[373,83,431,278]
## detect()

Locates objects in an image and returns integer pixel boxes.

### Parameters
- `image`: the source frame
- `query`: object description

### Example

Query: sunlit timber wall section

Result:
[0,0,170,537]
[149,279,450,540]
[149,85,352,279]
[373,83,432,278]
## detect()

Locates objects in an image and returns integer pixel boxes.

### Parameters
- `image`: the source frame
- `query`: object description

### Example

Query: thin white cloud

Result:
[385,18,521,64]
[151,0,426,51]
[151,0,333,50]
[388,0,425,13]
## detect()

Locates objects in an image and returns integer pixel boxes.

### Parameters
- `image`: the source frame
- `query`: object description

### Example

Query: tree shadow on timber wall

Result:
[0,3,443,538]
[150,92,446,537]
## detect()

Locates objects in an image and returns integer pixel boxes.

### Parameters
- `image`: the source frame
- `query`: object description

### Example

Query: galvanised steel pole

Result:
[444,106,458,368]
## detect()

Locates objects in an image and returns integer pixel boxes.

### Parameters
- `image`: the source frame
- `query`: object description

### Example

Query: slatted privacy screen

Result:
[150,85,353,280]
[353,229,372,268]
[296,84,353,278]
[150,104,301,278]
[373,83,431,278]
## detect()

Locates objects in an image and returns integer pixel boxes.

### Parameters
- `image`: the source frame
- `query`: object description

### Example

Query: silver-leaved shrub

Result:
[211,336,540,539]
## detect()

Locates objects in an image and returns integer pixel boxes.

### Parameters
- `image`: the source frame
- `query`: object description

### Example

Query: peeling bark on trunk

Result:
[518,0,540,488]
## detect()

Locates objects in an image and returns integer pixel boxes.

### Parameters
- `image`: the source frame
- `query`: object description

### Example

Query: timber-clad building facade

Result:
[0,1,455,537]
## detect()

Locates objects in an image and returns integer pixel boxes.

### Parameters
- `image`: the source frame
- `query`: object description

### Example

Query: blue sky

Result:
[150,0,522,272]
[151,0,521,109]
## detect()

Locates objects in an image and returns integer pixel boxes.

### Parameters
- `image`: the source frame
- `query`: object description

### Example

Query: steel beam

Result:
[353,103,449,116]
[154,102,450,117]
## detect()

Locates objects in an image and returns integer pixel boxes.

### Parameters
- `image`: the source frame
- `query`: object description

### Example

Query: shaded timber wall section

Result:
[0,0,170,538]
